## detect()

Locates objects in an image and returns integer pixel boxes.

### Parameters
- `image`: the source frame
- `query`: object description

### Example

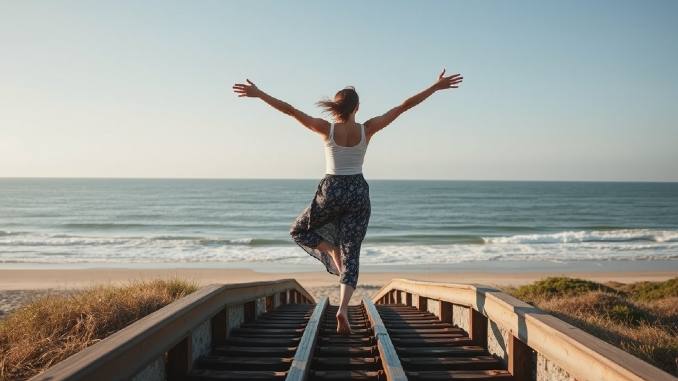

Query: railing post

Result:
[417,296,428,312]
[440,301,453,323]
[509,334,532,381]
[211,307,228,345]
[469,308,488,347]
[166,336,192,381]
[244,301,256,322]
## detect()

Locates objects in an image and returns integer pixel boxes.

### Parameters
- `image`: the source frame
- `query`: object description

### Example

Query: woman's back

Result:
[324,122,368,175]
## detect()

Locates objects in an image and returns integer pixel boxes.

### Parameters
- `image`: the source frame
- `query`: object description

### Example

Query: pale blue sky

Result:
[1,1,677,181]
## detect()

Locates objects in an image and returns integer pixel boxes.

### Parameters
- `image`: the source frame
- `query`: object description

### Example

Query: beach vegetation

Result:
[510,276,618,301]
[0,279,198,381]
[506,277,678,376]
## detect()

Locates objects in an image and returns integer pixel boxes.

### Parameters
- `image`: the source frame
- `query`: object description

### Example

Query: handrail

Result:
[33,279,313,381]
[286,297,329,381]
[373,278,676,381]
[362,297,408,381]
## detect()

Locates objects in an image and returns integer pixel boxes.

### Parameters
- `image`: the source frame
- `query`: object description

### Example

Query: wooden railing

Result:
[286,297,328,381]
[32,279,314,381]
[362,297,407,381]
[373,278,676,381]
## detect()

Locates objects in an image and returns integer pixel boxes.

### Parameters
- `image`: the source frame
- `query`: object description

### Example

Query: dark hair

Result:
[316,86,359,122]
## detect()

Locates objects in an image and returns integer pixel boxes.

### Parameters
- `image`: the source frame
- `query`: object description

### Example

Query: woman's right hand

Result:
[432,68,463,91]
[233,79,262,98]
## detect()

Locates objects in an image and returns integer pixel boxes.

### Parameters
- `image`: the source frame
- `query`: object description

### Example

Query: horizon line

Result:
[1,176,677,184]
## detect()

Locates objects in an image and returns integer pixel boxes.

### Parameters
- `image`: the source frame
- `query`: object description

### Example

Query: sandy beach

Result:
[1,266,675,317]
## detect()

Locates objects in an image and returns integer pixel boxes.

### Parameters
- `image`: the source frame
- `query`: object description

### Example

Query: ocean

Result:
[1,178,677,267]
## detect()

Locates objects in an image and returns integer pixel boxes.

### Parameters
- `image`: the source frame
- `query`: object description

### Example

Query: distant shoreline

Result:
[1,259,677,274]
[1,264,675,291]
[1,177,677,183]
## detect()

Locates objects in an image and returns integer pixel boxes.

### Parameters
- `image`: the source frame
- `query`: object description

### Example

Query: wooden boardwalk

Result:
[377,304,511,380]
[186,299,514,380]
[189,303,314,380]
[31,279,677,381]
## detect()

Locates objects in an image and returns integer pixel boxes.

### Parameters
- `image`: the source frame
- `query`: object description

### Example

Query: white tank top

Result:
[324,123,368,175]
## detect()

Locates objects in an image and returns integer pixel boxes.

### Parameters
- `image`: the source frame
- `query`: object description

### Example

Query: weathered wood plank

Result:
[405,369,514,380]
[362,297,408,381]
[508,334,532,381]
[285,297,328,381]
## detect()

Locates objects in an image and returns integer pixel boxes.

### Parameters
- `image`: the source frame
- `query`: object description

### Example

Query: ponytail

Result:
[316,86,359,122]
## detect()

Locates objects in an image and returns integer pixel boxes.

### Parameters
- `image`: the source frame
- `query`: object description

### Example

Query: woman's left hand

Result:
[432,69,463,91]
[233,79,262,98]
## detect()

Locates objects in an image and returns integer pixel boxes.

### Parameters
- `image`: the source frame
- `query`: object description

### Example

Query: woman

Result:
[232,69,463,334]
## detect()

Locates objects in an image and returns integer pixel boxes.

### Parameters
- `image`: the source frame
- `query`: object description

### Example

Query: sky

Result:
[1,1,677,181]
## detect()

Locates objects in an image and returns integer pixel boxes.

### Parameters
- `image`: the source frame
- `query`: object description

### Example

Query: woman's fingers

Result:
[438,68,446,79]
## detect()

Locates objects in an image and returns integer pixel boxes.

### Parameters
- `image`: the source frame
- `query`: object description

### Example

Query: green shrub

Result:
[510,276,618,302]
[622,278,678,302]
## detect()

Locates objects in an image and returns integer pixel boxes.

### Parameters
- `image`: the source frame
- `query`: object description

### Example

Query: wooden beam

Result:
[244,301,256,322]
[362,297,408,381]
[440,301,453,324]
[509,334,532,381]
[285,297,328,381]
[210,307,228,345]
[417,296,428,312]
[469,308,488,348]
[266,296,274,312]
[166,336,191,381]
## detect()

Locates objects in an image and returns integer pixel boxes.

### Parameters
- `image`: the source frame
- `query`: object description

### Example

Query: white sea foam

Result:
[482,229,678,244]
[1,229,677,265]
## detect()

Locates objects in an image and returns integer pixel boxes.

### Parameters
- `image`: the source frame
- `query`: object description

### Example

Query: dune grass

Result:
[0,279,198,381]
[506,277,678,376]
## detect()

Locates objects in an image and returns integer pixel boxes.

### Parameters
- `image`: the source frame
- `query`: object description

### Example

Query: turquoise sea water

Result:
[1,179,677,266]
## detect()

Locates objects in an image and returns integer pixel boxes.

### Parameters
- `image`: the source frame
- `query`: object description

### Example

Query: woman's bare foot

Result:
[336,309,352,336]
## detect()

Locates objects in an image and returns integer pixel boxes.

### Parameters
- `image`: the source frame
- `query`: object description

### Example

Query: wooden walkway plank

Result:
[285,296,329,381]
[362,296,409,381]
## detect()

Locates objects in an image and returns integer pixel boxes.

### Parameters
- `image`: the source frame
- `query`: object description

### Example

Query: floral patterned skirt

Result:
[289,173,371,288]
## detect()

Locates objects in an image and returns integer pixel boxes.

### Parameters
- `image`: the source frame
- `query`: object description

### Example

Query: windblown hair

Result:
[316,86,359,122]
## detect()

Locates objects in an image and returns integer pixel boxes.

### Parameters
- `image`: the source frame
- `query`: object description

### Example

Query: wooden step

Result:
[196,356,292,370]
[400,356,503,370]
[310,370,383,380]
[405,369,514,380]
[188,369,287,380]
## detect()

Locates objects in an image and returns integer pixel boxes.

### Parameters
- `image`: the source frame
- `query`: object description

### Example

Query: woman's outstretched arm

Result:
[364,69,463,138]
[233,79,330,135]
